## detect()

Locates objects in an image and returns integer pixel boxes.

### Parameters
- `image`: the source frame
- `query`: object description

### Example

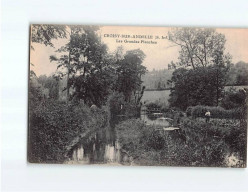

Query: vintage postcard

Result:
[28,24,247,167]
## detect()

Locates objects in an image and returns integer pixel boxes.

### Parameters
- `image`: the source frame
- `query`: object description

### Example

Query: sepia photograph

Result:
[28,24,247,167]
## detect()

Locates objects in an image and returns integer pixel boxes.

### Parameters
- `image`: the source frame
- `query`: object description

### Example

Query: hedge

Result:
[186,105,244,119]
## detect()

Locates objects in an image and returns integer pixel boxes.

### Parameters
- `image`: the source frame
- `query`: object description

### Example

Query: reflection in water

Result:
[67,106,177,165]
[104,142,121,163]
[141,106,174,129]
[67,119,133,165]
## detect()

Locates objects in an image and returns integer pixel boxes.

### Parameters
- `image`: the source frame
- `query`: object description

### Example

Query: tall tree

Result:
[50,25,115,106]
[167,27,232,106]
[50,25,93,102]
[168,66,228,110]
[167,28,231,69]
[114,49,147,102]
[211,49,231,105]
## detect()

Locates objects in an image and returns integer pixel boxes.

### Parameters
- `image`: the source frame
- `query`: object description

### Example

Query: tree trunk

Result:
[216,66,219,106]
[66,69,70,103]
[67,48,71,103]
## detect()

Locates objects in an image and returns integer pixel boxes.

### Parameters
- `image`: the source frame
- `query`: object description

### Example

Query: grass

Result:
[115,117,246,167]
[141,85,248,107]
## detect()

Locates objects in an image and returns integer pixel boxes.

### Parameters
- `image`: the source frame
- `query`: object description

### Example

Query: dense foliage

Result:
[114,49,147,102]
[221,88,247,110]
[186,105,243,119]
[168,65,228,110]
[226,61,248,86]
[49,25,147,106]
[116,118,246,167]
[28,100,109,163]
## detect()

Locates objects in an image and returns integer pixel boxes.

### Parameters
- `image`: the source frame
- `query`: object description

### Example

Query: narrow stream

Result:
[66,119,133,165]
[66,106,243,167]
[66,105,179,165]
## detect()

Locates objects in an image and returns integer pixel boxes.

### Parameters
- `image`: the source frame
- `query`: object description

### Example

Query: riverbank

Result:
[28,100,109,163]
[115,117,246,167]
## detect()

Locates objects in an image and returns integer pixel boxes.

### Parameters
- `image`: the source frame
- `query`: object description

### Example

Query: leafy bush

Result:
[221,88,247,110]
[115,117,246,167]
[115,119,149,156]
[28,100,109,163]
[180,118,246,167]
[188,105,243,119]
[146,130,167,150]
[226,61,248,86]
[115,119,168,163]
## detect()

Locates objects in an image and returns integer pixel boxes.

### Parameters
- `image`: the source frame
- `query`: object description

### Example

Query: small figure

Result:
[205,110,211,123]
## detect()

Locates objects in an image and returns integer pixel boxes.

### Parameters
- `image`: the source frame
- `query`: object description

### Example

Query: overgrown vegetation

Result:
[226,61,248,86]
[116,118,246,167]
[168,66,229,110]
[186,105,243,119]
[28,100,109,163]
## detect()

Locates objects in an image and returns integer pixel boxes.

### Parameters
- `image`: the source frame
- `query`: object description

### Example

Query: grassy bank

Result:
[115,117,246,167]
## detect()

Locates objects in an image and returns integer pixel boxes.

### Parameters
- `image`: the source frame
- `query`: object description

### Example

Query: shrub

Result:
[221,88,247,110]
[146,130,167,150]
[28,100,109,163]
[115,119,168,160]
[146,100,169,112]
[115,119,149,156]
[180,118,246,167]
[116,117,246,167]
[189,105,243,119]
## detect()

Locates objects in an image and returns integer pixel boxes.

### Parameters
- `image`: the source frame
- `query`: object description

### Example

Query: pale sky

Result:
[30,26,248,76]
